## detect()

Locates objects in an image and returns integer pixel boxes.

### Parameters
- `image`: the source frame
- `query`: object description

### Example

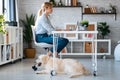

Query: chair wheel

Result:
[50,70,56,76]
[93,71,97,76]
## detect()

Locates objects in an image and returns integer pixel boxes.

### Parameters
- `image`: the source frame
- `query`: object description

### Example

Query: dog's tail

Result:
[69,68,90,78]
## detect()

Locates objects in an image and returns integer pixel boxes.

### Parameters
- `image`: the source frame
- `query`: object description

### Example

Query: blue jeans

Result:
[36,33,69,54]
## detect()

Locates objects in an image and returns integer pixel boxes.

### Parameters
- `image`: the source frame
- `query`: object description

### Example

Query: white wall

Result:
[19,0,120,57]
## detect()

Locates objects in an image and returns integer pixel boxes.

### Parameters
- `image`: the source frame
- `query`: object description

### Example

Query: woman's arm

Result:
[41,15,55,34]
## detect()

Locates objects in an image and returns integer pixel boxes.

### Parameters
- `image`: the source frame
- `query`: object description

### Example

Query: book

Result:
[71,0,77,6]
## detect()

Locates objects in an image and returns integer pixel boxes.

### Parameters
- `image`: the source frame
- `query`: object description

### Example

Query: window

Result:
[1,0,18,26]
[0,0,3,14]
[4,0,10,21]
[4,0,16,21]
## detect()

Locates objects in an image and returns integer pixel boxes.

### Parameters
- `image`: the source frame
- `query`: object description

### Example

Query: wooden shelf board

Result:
[53,6,82,8]
[82,13,116,15]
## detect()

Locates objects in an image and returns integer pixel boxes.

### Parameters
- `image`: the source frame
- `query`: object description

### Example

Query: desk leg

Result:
[92,39,97,76]
[51,33,57,76]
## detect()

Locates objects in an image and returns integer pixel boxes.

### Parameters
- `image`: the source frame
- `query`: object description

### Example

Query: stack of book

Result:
[65,0,78,6]
[84,7,97,13]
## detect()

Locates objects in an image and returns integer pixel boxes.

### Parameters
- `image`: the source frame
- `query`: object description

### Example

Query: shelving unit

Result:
[63,39,111,56]
[97,39,111,55]
[0,26,23,65]
[53,22,111,57]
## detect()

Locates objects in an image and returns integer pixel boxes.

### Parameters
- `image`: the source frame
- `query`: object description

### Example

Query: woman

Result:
[35,2,69,56]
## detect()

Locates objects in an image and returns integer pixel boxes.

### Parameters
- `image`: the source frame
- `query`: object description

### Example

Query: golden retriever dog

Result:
[34,55,89,78]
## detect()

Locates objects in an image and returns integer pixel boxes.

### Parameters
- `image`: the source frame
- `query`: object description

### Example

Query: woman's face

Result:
[46,6,53,14]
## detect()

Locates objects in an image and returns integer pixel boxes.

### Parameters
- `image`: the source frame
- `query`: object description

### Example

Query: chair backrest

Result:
[31,25,37,44]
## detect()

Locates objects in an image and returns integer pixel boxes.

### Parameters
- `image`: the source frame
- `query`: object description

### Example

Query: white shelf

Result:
[0,27,23,65]
[59,53,110,55]
[53,31,98,34]
[52,23,111,57]
[59,39,111,56]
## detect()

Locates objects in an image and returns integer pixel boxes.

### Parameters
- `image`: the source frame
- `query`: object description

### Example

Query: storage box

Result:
[87,24,95,31]
[85,42,92,53]
[84,8,91,13]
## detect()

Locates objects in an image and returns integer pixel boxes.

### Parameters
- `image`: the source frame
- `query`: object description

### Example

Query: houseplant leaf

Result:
[98,22,110,39]
[20,14,35,48]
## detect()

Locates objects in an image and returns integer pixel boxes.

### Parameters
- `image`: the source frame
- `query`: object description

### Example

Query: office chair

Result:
[31,25,53,52]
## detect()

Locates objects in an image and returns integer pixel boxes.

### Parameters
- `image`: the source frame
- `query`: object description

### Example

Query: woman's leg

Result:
[54,37,69,53]
[36,34,69,54]
[48,36,69,54]
[36,34,53,56]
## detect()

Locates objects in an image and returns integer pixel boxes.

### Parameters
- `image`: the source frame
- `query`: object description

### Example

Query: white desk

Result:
[52,30,98,54]
[52,30,98,76]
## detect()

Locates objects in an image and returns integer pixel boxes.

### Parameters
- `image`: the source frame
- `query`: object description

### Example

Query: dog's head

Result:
[36,55,50,66]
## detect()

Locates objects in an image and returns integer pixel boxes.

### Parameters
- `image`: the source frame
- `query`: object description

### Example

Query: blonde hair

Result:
[37,2,53,16]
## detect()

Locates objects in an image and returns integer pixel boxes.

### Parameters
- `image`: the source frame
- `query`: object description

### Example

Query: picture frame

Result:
[64,23,78,40]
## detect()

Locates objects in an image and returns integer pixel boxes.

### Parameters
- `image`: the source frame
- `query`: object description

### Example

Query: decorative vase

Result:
[80,25,87,31]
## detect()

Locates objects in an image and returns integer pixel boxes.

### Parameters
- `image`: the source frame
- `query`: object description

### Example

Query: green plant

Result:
[80,20,89,27]
[97,22,110,39]
[0,15,6,34]
[49,0,56,6]
[20,14,35,48]
[109,3,116,13]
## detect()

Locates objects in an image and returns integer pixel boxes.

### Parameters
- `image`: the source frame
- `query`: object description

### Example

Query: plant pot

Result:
[24,48,36,58]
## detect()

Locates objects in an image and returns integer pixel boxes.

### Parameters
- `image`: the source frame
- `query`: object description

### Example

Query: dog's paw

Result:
[32,65,37,71]
[35,71,40,74]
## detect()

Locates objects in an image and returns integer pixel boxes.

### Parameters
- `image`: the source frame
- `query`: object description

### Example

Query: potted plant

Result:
[109,3,116,13]
[49,0,56,6]
[20,14,36,58]
[80,20,89,30]
[97,22,111,39]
